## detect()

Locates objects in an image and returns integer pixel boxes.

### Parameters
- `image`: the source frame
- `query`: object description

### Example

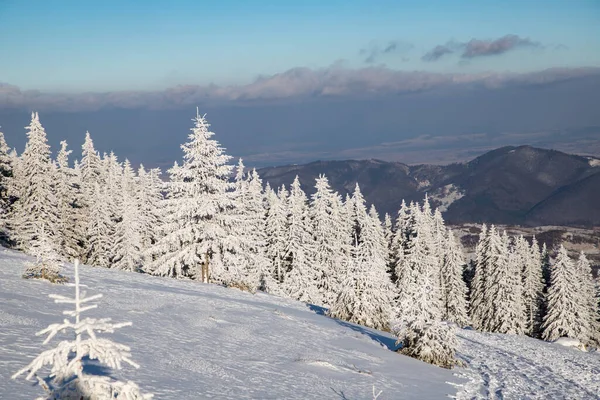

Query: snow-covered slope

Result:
[2,249,600,399]
[1,249,457,399]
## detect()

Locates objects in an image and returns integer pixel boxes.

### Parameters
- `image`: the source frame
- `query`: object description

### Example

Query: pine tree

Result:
[22,226,66,283]
[225,165,272,291]
[85,183,114,268]
[0,129,14,238]
[487,232,526,334]
[391,201,416,287]
[145,111,235,280]
[576,251,597,345]
[102,151,123,230]
[9,112,60,256]
[136,165,164,253]
[12,260,152,399]
[401,320,458,369]
[112,160,143,271]
[264,184,288,285]
[542,245,585,342]
[469,224,490,330]
[440,230,469,327]
[522,236,544,337]
[383,213,394,275]
[280,176,320,305]
[54,141,82,261]
[394,201,441,337]
[328,190,393,331]
[309,175,349,307]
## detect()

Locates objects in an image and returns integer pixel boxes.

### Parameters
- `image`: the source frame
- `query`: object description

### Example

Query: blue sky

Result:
[1,0,599,92]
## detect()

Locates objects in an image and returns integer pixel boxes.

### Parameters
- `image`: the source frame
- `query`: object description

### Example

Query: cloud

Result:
[1,66,599,112]
[462,34,539,58]
[421,45,454,62]
[423,35,541,62]
[359,40,413,63]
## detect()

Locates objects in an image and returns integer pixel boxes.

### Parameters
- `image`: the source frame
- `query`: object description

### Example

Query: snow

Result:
[455,329,600,399]
[430,184,465,213]
[3,249,600,399]
[1,249,457,399]
[553,337,587,352]
[588,157,600,167]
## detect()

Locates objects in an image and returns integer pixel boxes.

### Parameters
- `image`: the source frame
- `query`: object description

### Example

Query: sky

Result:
[1,0,599,91]
[0,0,599,168]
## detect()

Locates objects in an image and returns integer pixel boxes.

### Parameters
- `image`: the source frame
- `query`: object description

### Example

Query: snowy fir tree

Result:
[224,164,272,291]
[280,176,321,305]
[112,160,144,271]
[0,129,14,237]
[486,232,526,334]
[145,111,235,281]
[394,200,441,336]
[575,251,597,345]
[22,225,66,283]
[78,131,103,246]
[521,236,544,337]
[440,230,469,327]
[85,183,114,269]
[328,186,393,331]
[309,174,349,307]
[401,320,459,369]
[390,200,416,286]
[264,184,289,285]
[8,112,60,256]
[542,245,587,342]
[54,140,83,261]
[101,151,124,229]
[136,165,164,253]
[12,260,152,399]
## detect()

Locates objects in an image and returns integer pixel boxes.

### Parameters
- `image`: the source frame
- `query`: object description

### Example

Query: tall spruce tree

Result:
[9,112,60,255]
[264,184,288,285]
[310,175,349,307]
[112,160,143,271]
[54,140,82,261]
[441,230,469,327]
[281,177,320,304]
[328,187,393,330]
[522,236,544,337]
[542,245,586,342]
[146,111,235,280]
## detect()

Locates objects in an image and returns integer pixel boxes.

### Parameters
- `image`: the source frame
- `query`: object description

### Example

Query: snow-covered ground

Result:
[2,249,600,399]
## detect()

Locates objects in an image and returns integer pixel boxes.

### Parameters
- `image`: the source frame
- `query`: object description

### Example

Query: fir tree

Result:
[264,185,288,285]
[12,260,152,399]
[112,160,143,271]
[487,233,526,335]
[225,166,272,291]
[54,141,82,261]
[281,177,320,304]
[85,183,114,268]
[576,251,597,345]
[145,111,235,280]
[440,230,469,327]
[542,245,585,342]
[22,226,66,283]
[0,129,14,238]
[136,165,164,253]
[394,200,442,340]
[309,175,349,307]
[522,236,544,337]
[9,112,60,255]
[328,191,393,331]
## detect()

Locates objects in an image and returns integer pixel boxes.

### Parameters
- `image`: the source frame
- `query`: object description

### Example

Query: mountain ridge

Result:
[258,145,600,227]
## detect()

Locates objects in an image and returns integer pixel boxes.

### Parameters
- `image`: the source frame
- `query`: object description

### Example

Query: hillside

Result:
[2,250,600,399]
[258,146,600,227]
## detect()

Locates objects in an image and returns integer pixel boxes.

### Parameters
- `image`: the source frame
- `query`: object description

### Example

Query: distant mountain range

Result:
[258,146,600,227]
